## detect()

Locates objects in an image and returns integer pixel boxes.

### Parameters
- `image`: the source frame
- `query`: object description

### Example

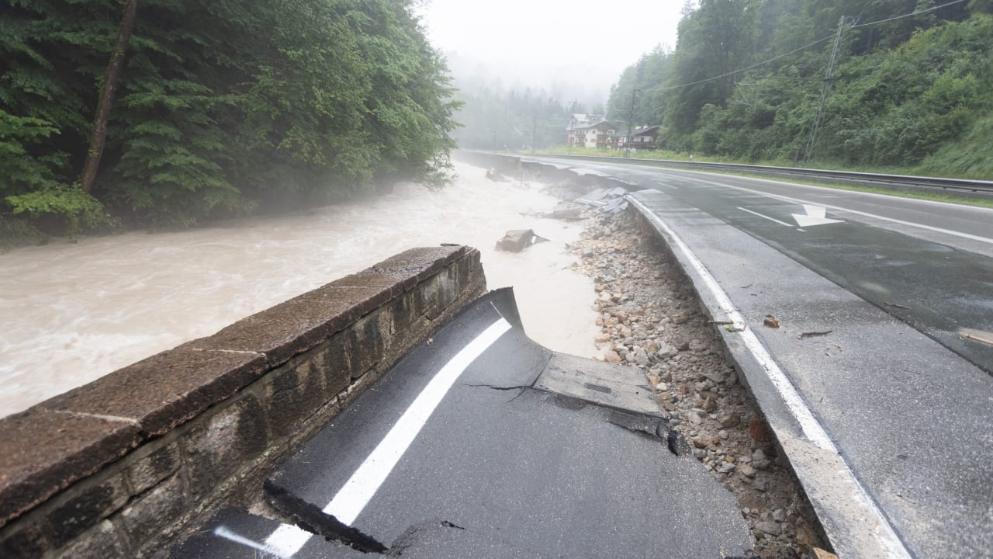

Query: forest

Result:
[0,0,458,234]
[606,0,993,177]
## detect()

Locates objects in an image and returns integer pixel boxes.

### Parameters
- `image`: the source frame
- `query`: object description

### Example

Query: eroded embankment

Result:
[569,210,828,559]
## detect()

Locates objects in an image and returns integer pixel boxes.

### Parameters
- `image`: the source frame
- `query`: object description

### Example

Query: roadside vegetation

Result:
[603,0,993,179]
[0,0,458,239]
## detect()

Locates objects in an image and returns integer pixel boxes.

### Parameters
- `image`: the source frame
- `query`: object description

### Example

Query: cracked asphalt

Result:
[173,289,753,558]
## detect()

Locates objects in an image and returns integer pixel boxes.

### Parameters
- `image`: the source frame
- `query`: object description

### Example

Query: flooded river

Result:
[0,161,598,418]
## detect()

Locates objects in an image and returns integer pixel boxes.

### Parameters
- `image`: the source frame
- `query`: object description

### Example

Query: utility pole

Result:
[626,87,638,156]
[530,110,537,154]
[801,15,847,163]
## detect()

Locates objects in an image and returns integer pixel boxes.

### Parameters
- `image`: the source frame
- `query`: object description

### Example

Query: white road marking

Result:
[665,172,993,245]
[214,526,285,555]
[792,204,845,227]
[262,317,512,557]
[628,195,912,559]
[737,206,794,227]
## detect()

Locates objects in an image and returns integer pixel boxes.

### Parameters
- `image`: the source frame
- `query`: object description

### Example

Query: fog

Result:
[418,0,683,105]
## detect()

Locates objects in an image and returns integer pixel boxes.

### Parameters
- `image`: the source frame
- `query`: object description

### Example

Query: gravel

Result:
[568,210,828,559]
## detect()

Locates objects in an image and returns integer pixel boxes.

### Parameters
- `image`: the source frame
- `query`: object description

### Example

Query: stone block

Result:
[345,312,386,376]
[320,331,355,391]
[56,519,128,558]
[0,409,139,528]
[0,520,48,558]
[126,443,180,496]
[119,473,186,548]
[264,357,328,440]
[193,275,414,366]
[46,472,128,546]
[42,347,267,437]
[183,396,268,500]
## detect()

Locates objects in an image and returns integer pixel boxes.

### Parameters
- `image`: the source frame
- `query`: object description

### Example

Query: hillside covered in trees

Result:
[606,0,993,177]
[1,0,458,234]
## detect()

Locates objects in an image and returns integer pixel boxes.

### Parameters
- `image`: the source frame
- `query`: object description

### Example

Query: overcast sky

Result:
[416,0,683,104]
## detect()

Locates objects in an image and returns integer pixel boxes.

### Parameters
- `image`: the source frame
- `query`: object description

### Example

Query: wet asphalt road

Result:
[524,155,993,558]
[527,156,993,376]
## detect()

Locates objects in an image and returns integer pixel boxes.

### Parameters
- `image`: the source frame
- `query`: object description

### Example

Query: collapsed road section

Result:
[173,289,754,558]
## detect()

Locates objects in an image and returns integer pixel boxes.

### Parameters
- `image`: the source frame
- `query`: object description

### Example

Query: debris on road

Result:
[570,211,826,559]
[548,201,586,220]
[495,229,548,252]
[576,185,629,215]
[799,330,832,339]
[485,168,509,182]
[763,315,781,329]
[960,328,993,347]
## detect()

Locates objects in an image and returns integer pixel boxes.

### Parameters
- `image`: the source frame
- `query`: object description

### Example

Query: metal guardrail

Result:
[524,153,993,197]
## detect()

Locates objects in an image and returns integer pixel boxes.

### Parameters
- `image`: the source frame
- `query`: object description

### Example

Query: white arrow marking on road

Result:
[792,204,844,227]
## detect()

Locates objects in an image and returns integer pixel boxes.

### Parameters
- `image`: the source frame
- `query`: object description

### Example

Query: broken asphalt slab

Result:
[178,289,753,558]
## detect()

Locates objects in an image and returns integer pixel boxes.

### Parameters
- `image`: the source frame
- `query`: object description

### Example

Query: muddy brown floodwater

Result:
[0,161,599,418]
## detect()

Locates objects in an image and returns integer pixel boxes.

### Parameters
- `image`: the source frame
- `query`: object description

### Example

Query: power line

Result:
[802,16,848,162]
[654,0,969,93]
[657,35,835,92]
[853,0,968,28]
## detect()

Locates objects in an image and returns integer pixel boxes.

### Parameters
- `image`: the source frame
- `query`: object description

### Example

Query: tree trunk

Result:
[80,0,138,193]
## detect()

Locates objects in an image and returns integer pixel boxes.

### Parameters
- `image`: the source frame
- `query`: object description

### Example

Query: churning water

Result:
[0,161,598,418]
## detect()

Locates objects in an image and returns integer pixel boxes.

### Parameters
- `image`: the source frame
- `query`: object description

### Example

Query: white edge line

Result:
[663,171,993,246]
[678,166,993,213]
[214,526,289,557]
[627,195,912,559]
[736,206,795,227]
[263,317,512,557]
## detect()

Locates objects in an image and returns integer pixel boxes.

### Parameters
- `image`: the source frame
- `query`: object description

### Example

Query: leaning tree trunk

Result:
[80,0,138,193]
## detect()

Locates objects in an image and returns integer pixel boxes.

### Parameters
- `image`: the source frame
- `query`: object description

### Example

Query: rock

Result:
[604,350,622,364]
[549,201,585,220]
[772,508,786,522]
[752,448,771,470]
[756,520,782,536]
[656,344,676,360]
[656,382,669,392]
[629,347,650,366]
[812,548,839,559]
[675,338,691,352]
[748,417,773,444]
[702,396,718,412]
[738,463,756,478]
[689,339,709,353]
[716,462,736,474]
[594,333,611,343]
[795,525,818,547]
[763,314,781,329]
[718,429,729,440]
[719,413,740,428]
[673,313,692,324]
[752,477,768,492]
[495,229,547,252]
[692,434,719,449]
[686,411,703,425]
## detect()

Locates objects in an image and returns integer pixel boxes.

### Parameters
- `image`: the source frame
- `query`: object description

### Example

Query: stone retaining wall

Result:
[0,246,486,558]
